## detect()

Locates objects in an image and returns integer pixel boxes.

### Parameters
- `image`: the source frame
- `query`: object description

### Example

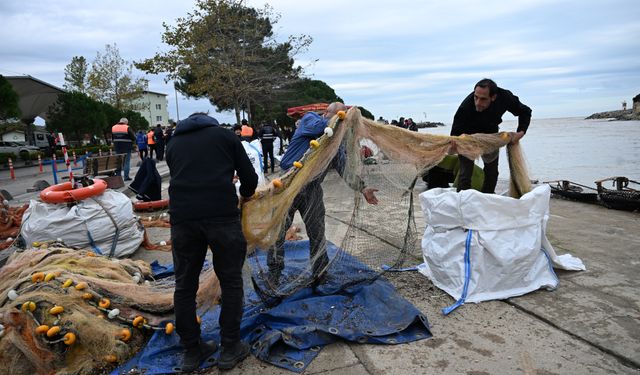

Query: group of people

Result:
[232,119,283,174]
[135,123,174,162]
[110,120,175,181]
[163,78,531,372]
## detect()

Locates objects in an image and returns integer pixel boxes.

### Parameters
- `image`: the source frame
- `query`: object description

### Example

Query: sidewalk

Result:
[2,164,639,374]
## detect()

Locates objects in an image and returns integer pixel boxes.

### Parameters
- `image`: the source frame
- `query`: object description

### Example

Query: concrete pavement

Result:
[1,162,639,374]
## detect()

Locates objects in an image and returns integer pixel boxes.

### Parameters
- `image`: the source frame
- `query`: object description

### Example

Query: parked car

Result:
[0,141,40,159]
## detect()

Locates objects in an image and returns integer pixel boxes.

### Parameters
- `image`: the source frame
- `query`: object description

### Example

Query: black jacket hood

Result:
[174,114,219,136]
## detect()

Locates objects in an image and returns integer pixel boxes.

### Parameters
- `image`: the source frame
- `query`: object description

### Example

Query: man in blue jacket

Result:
[166,112,258,372]
[268,102,378,288]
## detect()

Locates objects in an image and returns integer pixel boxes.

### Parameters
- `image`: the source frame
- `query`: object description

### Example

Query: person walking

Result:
[166,112,257,372]
[111,118,136,181]
[450,78,531,194]
[258,121,280,174]
[147,129,156,160]
[154,124,166,161]
[136,130,148,159]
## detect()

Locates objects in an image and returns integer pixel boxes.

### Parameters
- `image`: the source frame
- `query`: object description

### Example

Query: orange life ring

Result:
[40,179,108,203]
[133,199,169,212]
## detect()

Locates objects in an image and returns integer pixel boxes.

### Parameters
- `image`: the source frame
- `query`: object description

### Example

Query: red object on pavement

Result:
[38,154,43,173]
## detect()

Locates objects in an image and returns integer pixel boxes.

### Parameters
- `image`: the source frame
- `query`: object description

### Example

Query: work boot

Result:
[181,340,218,373]
[218,341,250,370]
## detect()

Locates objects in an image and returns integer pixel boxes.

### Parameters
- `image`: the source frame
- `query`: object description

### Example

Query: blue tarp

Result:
[116,241,431,374]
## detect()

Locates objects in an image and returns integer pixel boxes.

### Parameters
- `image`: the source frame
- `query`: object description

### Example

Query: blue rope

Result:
[442,229,473,315]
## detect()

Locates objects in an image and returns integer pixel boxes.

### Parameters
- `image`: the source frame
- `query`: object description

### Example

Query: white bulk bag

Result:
[21,190,144,258]
[418,185,584,314]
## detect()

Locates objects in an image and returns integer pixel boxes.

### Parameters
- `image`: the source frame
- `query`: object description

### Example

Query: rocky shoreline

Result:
[416,121,445,128]
[585,109,640,120]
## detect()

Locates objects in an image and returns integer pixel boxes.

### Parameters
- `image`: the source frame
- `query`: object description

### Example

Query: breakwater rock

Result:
[586,109,640,120]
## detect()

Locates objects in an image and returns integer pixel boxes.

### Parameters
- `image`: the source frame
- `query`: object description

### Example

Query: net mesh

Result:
[243,107,532,301]
[0,247,220,374]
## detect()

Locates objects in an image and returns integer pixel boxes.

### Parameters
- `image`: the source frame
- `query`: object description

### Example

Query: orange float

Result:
[40,179,107,203]
[133,199,169,212]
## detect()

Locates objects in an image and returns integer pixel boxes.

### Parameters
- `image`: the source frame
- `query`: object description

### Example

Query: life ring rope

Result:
[40,179,108,204]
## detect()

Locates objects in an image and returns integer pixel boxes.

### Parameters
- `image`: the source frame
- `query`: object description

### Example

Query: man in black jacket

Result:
[258,121,280,173]
[450,78,531,193]
[166,112,258,372]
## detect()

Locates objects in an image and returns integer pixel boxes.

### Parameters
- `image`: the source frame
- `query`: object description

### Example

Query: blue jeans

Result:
[123,150,132,179]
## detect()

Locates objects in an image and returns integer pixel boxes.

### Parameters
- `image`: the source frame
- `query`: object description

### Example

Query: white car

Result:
[0,141,40,158]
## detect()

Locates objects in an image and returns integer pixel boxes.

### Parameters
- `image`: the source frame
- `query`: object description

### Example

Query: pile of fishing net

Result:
[243,107,532,300]
[0,246,220,375]
[0,195,27,251]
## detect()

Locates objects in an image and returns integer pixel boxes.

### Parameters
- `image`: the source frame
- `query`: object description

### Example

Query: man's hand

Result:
[362,187,379,205]
[509,131,525,145]
[239,194,253,206]
[448,139,458,155]
[449,134,467,155]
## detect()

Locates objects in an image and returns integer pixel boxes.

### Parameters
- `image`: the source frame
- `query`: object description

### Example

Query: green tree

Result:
[0,75,22,120]
[87,43,148,111]
[46,92,107,144]
[358,106,374,120]
[63,56,89,93]
[136,0,311,124]
[122,109,149,131]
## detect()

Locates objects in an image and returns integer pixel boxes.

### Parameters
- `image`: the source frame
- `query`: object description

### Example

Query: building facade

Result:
[1,130,26,143]
[135,91,170,129]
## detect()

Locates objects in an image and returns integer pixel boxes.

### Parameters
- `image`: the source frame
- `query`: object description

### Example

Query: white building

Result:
[1,130,26,143]
[135,90,170,129]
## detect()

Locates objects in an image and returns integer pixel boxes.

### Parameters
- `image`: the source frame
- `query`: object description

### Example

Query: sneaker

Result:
[182,340,218,372]
[124,177,132,181]
[218,341,250,370]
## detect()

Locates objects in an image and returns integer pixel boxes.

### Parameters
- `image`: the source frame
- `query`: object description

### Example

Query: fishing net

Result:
[0,246,220,374]
[243,107,532,301]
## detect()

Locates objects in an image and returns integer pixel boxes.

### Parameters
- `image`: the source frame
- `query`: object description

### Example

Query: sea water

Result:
[420,117,640,186]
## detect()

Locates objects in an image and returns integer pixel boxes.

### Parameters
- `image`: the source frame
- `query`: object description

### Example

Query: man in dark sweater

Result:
[166,112,258,372]
[450,78,531,193]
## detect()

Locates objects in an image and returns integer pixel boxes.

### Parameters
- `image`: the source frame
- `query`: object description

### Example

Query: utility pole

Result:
[174,84,181,121]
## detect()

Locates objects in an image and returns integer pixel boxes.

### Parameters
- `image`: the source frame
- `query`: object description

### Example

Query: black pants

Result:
[267,180,329,278]
[458,150,499,193]
[171,219,247,348]
[261,141,275,173]
[138,148,148,159]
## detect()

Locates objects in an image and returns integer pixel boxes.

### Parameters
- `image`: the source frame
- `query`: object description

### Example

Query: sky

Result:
[1,0,639,125]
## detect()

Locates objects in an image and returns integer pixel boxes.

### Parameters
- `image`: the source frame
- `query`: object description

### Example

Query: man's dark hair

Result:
[241,119,248,125]
[475,78,498,96]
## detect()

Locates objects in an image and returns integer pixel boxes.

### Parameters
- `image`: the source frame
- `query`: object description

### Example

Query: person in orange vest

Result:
[111,118,136,181]
[147,128,156,160]
[240,119,253,140]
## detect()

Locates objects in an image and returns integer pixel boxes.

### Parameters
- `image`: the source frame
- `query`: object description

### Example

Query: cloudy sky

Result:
[1,0,639,124]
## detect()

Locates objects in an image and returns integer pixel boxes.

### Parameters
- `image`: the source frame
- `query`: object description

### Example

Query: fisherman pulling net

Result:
[0,105,531,374]
[243,105,531,301]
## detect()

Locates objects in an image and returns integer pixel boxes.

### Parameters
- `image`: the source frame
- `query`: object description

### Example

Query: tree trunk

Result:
[234,103,241,125]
